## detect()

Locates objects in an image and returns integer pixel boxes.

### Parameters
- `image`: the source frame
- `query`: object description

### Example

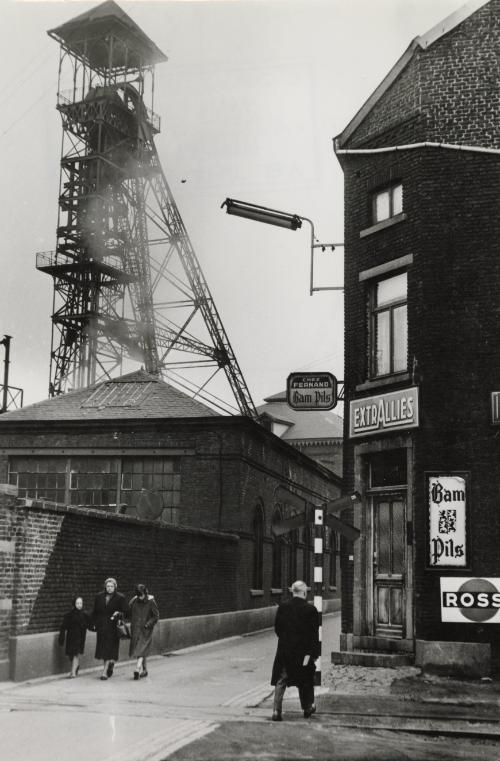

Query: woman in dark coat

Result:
[58,595,90,678]
[129,583,159,680]
[91,577,128,680]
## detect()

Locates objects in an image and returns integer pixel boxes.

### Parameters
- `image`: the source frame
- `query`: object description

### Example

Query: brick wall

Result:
[0,497,239,642]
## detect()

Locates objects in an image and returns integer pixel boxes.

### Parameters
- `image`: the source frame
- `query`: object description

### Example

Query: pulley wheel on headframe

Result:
[136,490,163,520]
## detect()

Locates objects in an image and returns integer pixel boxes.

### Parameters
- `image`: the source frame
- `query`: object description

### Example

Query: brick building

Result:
[0,370,341,679]
[257,390,344,477]
[335,0,500,674]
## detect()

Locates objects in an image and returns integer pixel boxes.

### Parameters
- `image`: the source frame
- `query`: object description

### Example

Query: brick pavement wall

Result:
[1,497,238,637]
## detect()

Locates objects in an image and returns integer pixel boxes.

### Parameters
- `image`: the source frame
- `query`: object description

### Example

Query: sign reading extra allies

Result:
[287,372,337,411]
[349,387,419,438]
[428,474,467,567]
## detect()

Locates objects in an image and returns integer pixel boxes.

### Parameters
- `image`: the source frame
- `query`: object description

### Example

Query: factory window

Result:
[9,456,67,503]
[372,182,403,224]
[252,505,264,590]
[370,272,408,378]
[119,457,180,524]
[9,455,181,522]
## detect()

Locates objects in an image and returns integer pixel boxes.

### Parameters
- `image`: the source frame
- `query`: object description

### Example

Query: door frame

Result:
[352,435,414,647]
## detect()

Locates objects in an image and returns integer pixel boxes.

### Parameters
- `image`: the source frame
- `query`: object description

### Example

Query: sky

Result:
[0,0,466,411]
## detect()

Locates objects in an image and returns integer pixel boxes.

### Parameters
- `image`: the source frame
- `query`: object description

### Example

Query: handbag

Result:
[115,618,131,639]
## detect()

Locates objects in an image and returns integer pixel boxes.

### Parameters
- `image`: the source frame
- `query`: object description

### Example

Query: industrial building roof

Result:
[257,391,343,443]
[48,0,167,69]
[0,370,219,422]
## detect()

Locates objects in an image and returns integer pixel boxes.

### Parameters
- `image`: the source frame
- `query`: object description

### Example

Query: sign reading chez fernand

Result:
[349,387,419,438]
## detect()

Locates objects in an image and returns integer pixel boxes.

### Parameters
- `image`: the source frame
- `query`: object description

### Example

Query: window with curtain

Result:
[370,271,408,378]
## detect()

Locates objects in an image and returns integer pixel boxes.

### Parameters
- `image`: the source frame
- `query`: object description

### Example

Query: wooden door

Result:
[373,495,405,638]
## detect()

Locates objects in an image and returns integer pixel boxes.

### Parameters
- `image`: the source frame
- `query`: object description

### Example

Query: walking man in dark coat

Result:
[270,579,320,721]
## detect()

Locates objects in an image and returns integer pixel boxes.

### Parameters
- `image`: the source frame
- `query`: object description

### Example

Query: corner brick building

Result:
[0,370,341,680]
[335,0,500,674]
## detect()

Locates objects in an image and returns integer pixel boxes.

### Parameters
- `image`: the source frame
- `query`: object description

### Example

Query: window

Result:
[371,272,408,377]
[8,455,181,523]
[252,505,264,589]
[373,182,402,224]
[303,526,313,587]
[288,529,298,586]
[272,507,283,589]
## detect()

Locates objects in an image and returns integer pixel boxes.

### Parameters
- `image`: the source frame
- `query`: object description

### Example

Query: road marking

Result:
[101,720,218,761]
[222,682,273,707]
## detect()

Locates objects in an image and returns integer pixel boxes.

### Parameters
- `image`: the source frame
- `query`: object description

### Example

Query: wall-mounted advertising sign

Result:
[287,372,337,411]
[349,387,419,438]
[440,577,500,623]
[428,474,467,568]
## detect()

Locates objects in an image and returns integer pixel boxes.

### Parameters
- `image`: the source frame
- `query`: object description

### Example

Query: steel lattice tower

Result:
[37,0,256,417]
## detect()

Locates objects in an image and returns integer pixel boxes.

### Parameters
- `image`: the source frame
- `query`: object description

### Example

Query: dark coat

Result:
[91,590,128,661]
[129,595,159,658]
[58,609,90,657]
[271,596,320,687]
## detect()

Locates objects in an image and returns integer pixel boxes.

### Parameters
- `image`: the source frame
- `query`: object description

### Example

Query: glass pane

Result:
[391,587,403,625]
[376,273,407,307]
[392,501,405,574]
[375,311,390,376]
[370,450,407,487]
[375,190,390,222]
[377,502,391,574]
[377,586,390,624]
[392,183,403,215]
[393,305,408,372]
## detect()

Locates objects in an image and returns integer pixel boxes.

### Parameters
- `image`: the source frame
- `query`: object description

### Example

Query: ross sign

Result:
[349,387,419,439]
[440,577,500,623]
[428,474,467,567]
[491,392,500,424]
[287,372,337,411]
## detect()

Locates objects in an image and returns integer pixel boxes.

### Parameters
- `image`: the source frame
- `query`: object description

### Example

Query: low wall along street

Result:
[0,490,241,680]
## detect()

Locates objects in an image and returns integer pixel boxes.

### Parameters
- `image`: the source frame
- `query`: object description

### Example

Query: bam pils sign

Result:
[428,474,467,567]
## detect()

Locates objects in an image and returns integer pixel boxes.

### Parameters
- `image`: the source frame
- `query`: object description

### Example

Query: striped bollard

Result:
[313,506,324,686]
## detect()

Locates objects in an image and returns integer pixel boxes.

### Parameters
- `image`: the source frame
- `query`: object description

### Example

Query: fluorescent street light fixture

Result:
[222,198,303,231]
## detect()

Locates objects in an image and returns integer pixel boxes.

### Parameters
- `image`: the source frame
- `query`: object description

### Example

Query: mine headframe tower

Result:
[37,0,256,417]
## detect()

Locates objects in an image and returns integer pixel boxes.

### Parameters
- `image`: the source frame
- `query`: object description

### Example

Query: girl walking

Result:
[58,595,90,678]
[129,584,159,679]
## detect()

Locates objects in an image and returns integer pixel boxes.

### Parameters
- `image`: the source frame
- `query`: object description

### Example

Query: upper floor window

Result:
[253,505,264,589]
[371,272,408,378]
[372,182,403,224]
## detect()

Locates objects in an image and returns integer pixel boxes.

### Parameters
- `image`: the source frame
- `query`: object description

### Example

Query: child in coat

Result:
[58,596,90,678]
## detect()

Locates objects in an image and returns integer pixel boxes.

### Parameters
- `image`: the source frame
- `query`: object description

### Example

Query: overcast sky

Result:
[0,0,464,410]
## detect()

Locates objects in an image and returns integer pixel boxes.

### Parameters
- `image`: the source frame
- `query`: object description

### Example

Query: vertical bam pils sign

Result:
[428,474,467,567]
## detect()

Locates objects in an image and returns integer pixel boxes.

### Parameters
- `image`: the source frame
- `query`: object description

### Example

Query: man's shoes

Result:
[133,671,140,680]
[99,675,108,681]
[106,662,114,678]
[271,711,282,722]
[139,669,148,678]
[303,704,316,718]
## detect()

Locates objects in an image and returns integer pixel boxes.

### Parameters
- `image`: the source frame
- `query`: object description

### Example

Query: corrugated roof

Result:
[258,392,343,441]
[336,0,492,147]
[0,370,219,422]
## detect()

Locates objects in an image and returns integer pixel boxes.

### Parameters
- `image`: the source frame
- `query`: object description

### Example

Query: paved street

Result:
[1,613,499,761]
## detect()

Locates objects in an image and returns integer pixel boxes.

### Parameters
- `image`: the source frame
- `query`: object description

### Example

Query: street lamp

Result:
[221,197,343,295]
